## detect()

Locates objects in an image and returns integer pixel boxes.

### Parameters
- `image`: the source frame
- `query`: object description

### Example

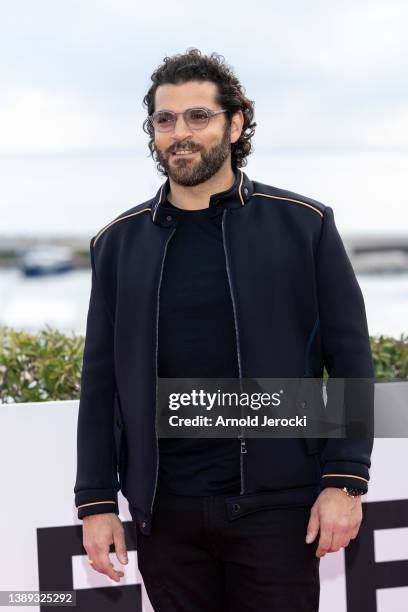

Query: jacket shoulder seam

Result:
[251,185,326,218]
[92,203,152,248]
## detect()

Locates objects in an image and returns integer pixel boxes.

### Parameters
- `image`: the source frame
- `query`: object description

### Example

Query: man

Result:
[74,48,374,611]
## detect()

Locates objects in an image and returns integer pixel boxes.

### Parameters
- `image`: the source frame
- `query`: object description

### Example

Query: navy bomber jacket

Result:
[74,167,375,535]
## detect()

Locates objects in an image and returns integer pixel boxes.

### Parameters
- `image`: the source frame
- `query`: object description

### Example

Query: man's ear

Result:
[230,110,244,144]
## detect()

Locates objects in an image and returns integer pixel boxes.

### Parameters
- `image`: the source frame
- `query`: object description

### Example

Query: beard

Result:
[154,122,232,187]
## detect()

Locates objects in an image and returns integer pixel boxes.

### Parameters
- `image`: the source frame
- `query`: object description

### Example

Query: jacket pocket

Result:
[295,376,327,457]
[113,391,125,489]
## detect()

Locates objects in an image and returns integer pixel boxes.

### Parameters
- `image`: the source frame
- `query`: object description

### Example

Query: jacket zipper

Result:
[221,208,246,495]
[150,226,177,516]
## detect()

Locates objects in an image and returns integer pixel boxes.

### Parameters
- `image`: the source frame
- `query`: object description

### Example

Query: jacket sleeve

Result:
[74,238,120,519]
[315,206,375,494]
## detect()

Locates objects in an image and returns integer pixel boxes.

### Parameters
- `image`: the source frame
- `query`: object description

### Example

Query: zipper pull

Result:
[240,438,247,454]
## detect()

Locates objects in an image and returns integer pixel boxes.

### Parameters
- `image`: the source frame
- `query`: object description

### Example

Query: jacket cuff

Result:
[320,461,369,493]
[75,489,119,520]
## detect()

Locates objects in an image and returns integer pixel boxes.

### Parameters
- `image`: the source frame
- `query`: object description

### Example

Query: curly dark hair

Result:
[142,48,256,176]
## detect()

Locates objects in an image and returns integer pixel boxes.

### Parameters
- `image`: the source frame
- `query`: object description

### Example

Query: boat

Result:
[18,243,75,276]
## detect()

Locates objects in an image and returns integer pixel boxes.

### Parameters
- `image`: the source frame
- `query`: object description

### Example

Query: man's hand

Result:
[305,488,363,558]
[83,513,128,582]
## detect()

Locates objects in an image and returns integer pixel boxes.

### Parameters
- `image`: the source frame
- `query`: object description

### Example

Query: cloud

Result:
[0,89,146,153]
[1,0,407,153]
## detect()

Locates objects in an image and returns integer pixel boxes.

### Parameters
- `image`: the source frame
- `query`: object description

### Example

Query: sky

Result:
[1,0,407,235]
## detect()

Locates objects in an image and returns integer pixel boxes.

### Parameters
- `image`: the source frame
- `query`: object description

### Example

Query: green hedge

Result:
[0,325,83,404]
[0,325,407,404]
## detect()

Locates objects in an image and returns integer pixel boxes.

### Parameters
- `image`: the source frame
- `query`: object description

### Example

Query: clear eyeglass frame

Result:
[148,107,228,132]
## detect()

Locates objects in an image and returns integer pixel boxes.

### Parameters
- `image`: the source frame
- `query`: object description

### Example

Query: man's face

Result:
[152,80,233,187]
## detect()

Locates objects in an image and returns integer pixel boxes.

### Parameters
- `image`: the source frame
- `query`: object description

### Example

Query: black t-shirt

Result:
[157,197,241,495]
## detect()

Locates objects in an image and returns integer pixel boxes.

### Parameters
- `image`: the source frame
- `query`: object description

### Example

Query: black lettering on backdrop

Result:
[37,521,140,611]
[345,499,408,612]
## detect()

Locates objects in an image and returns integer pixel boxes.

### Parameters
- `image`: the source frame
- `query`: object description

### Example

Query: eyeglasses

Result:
[148,107,228,132]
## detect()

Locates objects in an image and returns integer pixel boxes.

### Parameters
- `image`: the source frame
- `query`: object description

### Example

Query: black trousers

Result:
[135,490,320,611]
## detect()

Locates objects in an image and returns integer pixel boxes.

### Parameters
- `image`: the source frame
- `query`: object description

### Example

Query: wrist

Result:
[341,486,365,498]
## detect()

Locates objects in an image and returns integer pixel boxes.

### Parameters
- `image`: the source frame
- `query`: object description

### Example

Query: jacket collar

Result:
[150,167,254,227]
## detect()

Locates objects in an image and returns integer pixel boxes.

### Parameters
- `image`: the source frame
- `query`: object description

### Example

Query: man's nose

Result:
[171,114,193,139]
